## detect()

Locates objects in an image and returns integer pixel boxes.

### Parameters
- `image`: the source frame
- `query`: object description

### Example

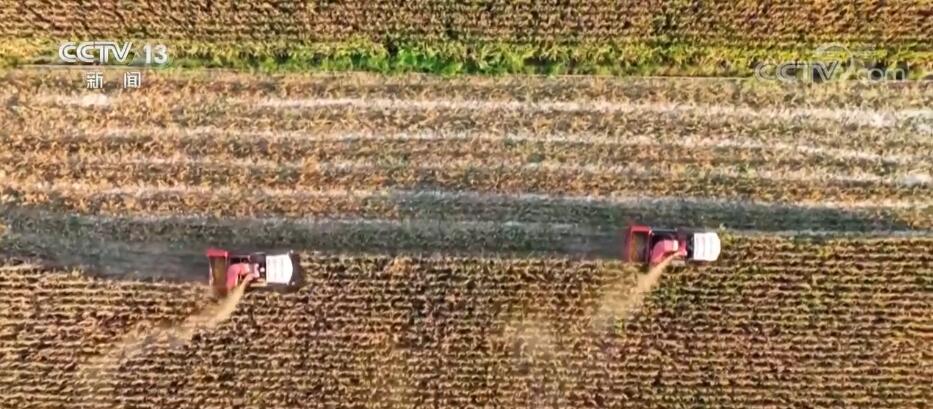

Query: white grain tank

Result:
[690,232,721,262]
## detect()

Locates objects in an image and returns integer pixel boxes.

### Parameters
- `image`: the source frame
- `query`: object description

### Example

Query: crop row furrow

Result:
[14,103,933,152]
[3,159,925,204]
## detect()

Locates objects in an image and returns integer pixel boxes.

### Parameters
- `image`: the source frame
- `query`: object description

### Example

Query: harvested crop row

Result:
[11,101,931,154]
[5,71,931,156]
[1,212,619,258]
[8,126,929,168]
[5,209,933,263]
[6,70,932,110]
[5,133,917,178]
[3,156,926,204]
[2,183,930,231]
[1,235,930,409]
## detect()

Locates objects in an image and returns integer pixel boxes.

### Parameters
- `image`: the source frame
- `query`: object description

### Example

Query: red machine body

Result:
[621,225,721,267]
[206,248,302,296]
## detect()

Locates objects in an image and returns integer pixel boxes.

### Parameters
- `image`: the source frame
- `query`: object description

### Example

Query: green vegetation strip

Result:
[3,38,931,77]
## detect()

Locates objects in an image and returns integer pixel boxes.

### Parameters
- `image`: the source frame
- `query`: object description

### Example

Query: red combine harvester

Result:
[206,248,303,296]
[621,225,721,267]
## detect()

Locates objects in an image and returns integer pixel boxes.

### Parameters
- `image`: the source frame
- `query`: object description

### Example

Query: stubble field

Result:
[0,69,931,408]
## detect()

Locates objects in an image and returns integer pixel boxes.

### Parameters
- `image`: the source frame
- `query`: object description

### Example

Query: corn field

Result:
[1,1,930,74]
[2,239,931,409]
[0,69,931,408]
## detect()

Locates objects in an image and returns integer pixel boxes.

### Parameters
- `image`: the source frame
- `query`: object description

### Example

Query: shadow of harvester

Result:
[0,195,922,283]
